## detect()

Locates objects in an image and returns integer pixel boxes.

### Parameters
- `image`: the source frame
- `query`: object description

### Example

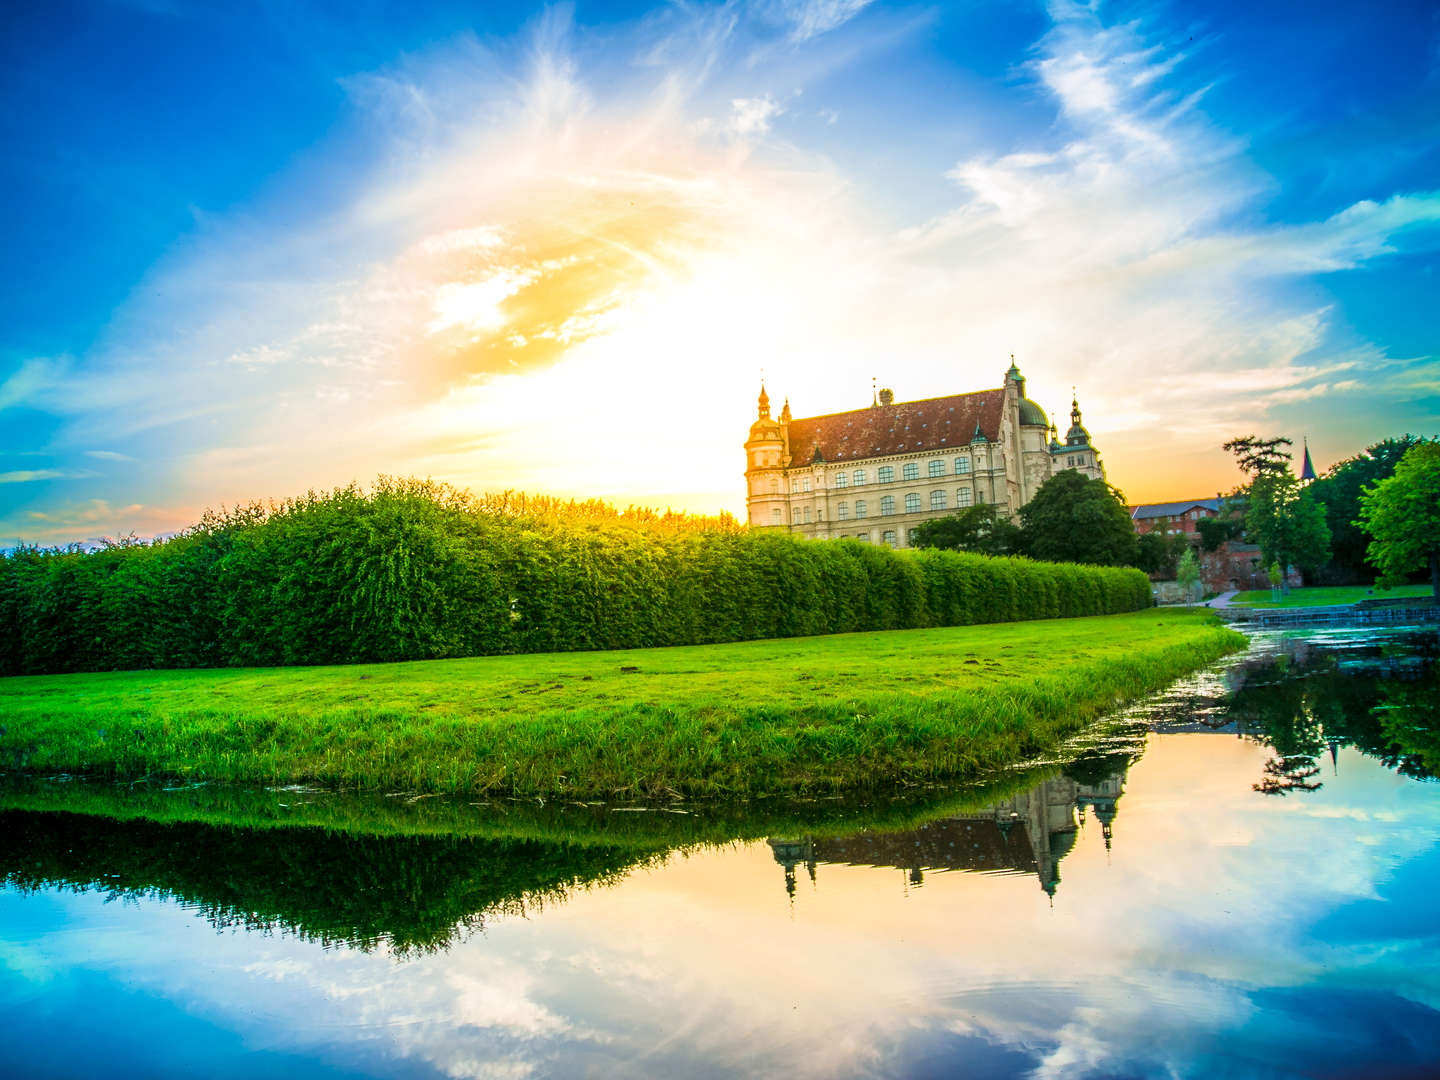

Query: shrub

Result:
[2,480,1155,675]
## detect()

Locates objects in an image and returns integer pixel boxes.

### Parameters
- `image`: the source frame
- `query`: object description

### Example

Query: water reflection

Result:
[0,811,655,954]
[769,756,1130,901]
[1222,628,1440,791]
[2,625,1438,1078]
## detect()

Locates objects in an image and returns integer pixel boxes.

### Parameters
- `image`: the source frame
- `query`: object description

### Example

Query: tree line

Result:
[0,477,1152,676]
[911,435,1439,598]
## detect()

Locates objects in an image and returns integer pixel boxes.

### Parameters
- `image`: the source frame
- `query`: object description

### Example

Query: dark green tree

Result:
[1306,435,1430,584]
[1222,434,1294,479]
[1020,471,1139,566]
[1357,442,1440,599]
[1195,511,1245,552]
[1245,471,1331,583]
[908,504,1025,556]
[1135,530,1188,575]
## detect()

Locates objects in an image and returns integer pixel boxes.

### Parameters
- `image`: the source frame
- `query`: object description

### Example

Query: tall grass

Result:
[0,478,1153,676]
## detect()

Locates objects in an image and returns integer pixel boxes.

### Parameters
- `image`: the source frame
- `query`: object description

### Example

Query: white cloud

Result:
[730,95,783,135]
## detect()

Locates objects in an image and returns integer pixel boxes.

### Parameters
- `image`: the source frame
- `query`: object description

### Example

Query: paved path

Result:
[1206,590,1240,609]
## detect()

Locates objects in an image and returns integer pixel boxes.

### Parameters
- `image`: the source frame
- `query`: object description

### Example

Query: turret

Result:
[746,381,789,528]
[1065,393,1091,448]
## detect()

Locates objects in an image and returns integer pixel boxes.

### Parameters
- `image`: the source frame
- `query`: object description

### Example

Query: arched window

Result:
[770,479,778,493]
[882,530,897,548]
[877,465,894,483]
[928,460,944,477]
[957,488,972,507]
[852,469,866,486]
[803,506,812,523]
[771,508,783,524]
[837,501,850,520]
[834,471,849,489]
[902,462,919,480]
[956,457,970,474]
[855,500,868,518]
[931,490,946,510]
[904,493,921,513]
[880,495,895,515]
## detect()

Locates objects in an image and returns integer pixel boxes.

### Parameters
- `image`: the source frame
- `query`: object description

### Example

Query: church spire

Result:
[757,381,770,420]
[1300,437,1317,482]
[779,398,791,424]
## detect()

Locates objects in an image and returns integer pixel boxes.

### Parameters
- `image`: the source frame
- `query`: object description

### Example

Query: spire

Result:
[871,376,878,408]
[757,381,770,420]
[971,420,987,444]
[1065,389,1091,448]
[779,398,791,424]
[1300,437,1317,482]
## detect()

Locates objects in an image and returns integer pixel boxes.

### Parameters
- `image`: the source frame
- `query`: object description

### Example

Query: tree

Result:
[1020,471,1139,566]
[1309,435,1430,582]
[908,504,1024,556]
[1176,548,1201,602]
[1357,442,1440,599]
[1245,471,1330,585]
[1195,511,1245,553]
[1135,530,1189,576]
[1223,434,1293,479]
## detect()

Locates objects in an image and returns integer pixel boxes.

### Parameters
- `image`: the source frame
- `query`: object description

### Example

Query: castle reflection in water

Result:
[768,764,1127,900]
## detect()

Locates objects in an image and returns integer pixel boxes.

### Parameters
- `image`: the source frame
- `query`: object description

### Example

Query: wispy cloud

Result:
[0,469,64,484]
[763,0,875,43]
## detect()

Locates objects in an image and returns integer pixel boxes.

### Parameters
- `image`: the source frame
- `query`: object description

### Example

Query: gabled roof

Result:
[1129,498,1222,520]
[786,390,1005,467]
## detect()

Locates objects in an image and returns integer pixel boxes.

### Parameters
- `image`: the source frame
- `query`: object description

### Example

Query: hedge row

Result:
[0,480,1153,675]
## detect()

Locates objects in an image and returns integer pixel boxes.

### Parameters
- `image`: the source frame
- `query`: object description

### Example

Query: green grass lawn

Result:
[1229,584,1433,608]
[0,610,1243,798]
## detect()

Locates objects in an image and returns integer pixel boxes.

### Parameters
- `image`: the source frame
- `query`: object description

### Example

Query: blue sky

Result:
[2,0,1438,543]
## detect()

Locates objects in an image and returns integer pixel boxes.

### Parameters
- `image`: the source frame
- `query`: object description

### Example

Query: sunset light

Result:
[5,2,1436,544]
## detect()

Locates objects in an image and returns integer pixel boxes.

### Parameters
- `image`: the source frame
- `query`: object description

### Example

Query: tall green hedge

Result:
[0,479,1153,675]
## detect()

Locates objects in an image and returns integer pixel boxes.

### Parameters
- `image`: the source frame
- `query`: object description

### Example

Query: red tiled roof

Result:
[786,390,1005,466]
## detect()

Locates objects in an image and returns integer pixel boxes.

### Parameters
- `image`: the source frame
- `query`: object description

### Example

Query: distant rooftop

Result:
[1129,498,1222,520]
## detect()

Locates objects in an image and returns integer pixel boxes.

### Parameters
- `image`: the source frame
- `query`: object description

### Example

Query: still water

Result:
[3,626,1438,1078]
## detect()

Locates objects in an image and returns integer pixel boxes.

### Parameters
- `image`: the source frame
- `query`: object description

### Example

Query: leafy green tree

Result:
[1135,530,1188,575]
[1176,548,1201,601]
[1357,442,1440,599]
[1223,434,1293,479]
[1020,471,1139,566]
[1310,435,1431,582]
[1195,513,1245,553]
[909,504,1024,556]
[1245,471,1331,584]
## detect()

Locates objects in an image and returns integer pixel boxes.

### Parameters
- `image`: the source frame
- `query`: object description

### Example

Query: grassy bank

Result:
[0,609,1244,798]
[1230,584,1432,608]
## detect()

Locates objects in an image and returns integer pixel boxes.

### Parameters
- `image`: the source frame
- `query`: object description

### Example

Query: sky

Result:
[2,0,1438,544]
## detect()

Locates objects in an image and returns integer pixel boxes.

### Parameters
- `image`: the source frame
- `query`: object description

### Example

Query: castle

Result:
[745,360,1103,546]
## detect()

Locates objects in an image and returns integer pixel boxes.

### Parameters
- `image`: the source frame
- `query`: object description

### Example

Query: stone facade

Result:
[744,362,1103,546]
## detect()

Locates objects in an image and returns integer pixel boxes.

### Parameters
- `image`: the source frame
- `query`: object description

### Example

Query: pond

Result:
[3,625,1438,1078]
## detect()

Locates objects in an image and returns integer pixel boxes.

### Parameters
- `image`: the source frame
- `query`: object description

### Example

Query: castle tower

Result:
[745,383,789,528]
[1053,391,1105,482]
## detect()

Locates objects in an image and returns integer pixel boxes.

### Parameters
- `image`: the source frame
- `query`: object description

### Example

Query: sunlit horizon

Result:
[3,1,1437,545]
